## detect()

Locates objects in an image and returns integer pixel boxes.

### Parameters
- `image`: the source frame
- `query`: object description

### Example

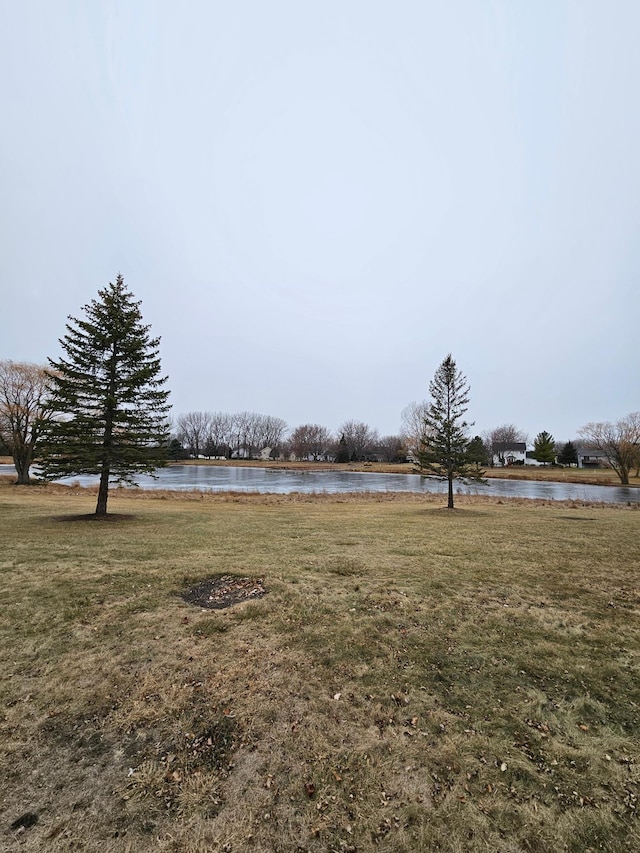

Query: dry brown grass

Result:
[1,479,638,852]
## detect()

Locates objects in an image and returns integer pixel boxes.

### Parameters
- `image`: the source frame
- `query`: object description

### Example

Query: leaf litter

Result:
[181,575,267,610]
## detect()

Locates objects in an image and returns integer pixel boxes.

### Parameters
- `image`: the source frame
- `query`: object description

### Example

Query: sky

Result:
[1,1,639,443]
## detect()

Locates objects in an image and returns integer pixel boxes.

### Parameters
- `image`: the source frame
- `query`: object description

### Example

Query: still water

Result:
[2,463,639,504]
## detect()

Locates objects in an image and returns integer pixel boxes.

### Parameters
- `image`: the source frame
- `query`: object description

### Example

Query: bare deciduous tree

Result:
[205,412,234,458]
[0,360,52,484]
[339,420,379,462]
[400,400,430,458]
[579,413,640,485]
[377,435,406,463]
[176,411,212,458]
[256,415,288,457]
[289,423,333,461]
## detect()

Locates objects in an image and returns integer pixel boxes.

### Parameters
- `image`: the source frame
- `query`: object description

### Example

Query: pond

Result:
[2,463,639,504]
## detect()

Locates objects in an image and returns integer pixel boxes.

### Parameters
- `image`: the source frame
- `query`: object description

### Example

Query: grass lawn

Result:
[1,479,638,852]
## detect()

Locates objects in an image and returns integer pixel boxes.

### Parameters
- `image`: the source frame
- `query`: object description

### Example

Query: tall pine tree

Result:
[38,275,171,515]
[416,354,482,509]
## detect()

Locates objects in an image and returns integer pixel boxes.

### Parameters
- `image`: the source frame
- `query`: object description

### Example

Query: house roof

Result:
[492,442,526,453]
[576,446,609,458]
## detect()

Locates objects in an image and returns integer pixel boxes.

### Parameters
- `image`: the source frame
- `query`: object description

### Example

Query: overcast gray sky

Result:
[2,1,639,442]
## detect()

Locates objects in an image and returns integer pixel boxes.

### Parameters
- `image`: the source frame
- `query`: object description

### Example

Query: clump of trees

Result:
[37,275,171,516]
[377,435,406,463]
[175,410,287,460]
[289,423,333,461]
[338,420,380,462]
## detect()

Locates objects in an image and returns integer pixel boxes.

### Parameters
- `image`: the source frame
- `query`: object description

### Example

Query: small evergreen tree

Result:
[334,433,350,463]
[532,431,556,466]
[557,440,578,466]
[415,354,483,509]
[38,275,171,515]
[169,438,188,461]
[466,434,488,469]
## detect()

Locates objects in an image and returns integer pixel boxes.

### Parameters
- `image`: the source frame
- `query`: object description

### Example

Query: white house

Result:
[491,442,527,467]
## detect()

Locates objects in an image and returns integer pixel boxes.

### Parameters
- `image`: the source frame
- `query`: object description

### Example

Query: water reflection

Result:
[2,463,638,504]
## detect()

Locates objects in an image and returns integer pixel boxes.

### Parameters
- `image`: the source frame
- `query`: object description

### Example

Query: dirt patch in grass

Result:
[181,575,267,609]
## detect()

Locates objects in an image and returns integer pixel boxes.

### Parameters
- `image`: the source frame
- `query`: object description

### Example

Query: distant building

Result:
[492,441,526,467]
[575,444,610,468]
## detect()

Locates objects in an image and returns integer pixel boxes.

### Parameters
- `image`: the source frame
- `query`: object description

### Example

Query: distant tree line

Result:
[174,410,288,460]
[172,413,406,464]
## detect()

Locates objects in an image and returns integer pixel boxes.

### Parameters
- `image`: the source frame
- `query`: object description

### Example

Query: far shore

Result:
[2,455,637,488]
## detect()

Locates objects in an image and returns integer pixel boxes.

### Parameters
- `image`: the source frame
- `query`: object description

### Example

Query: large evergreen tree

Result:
[532,430,556,466]
[415,354,482,509]
[38,275,171,515]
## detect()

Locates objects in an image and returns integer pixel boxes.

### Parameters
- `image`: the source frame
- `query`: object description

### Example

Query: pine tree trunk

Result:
[96,467,109,515]
[96,389,115,516]
[96,446,111,516]
[447,474,454,509]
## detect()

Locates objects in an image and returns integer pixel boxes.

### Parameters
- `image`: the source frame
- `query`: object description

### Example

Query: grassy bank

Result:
[1,480,638,851]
